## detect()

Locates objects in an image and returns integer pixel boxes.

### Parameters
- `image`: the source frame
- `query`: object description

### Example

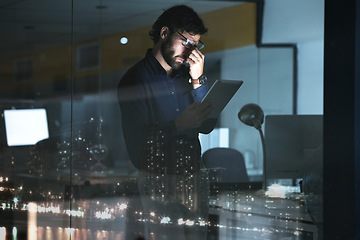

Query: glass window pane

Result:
[0,0,324,239]
[0,0,73,238]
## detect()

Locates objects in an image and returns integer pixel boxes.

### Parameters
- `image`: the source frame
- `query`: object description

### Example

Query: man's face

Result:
[161,31,201,70]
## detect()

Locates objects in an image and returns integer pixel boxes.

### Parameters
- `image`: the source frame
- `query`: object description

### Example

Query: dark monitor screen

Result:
[264,115,323,181]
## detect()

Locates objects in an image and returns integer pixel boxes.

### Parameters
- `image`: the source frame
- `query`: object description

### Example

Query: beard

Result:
[160,36,184,71]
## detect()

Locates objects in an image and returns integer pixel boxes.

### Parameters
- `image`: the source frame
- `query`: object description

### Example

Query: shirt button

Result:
[176,108,180,112]
[171,91,175,95]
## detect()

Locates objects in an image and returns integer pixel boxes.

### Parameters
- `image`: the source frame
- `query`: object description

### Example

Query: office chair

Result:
[202,147,249,182]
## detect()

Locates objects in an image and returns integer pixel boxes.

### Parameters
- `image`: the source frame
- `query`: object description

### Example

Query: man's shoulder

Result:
[120,56,161,85]
[118,60,146,86]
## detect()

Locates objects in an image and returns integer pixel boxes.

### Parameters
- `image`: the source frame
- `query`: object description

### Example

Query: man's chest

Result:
[146,77,192,119]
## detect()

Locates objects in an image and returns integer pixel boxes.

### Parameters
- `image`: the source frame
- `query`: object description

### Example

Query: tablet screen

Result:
[202,80,243,118]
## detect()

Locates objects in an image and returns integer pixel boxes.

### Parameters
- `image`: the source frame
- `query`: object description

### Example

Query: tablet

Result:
[202,80,243,118]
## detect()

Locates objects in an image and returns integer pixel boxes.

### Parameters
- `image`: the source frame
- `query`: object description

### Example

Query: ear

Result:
[160,26,169,40]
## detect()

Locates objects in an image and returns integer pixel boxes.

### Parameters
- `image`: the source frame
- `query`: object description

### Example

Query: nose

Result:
[183,48,193,58]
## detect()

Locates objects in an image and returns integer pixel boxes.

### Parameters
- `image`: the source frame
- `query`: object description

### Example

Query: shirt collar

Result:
[145,49,165,75]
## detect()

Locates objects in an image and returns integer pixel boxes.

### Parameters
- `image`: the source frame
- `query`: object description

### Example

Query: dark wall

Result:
[324,0,360,239]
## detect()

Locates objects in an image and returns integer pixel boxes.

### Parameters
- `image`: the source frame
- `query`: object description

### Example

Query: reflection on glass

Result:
[0,0,324,239]
[89,143,108,176]
[3,109,49,146]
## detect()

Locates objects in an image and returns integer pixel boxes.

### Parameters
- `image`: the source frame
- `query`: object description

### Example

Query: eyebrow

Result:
[178,32,198,44]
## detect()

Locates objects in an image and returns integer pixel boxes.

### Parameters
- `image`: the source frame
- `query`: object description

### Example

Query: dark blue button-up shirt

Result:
[118,49,217,170]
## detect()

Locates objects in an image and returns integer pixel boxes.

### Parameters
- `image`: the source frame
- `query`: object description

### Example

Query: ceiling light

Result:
[120,37,128,45]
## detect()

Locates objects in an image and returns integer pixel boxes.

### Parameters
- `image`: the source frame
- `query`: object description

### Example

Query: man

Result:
[118,5,217,240]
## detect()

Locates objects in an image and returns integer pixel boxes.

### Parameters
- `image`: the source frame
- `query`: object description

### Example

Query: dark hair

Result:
[149,5,208,43]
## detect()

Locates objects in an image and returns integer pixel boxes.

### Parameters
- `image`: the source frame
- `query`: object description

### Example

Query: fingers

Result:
[197,102,213,122]
[175,101,213,132]
[192,101,213,125]
[190,101,212,115]
[187,49,204,64]
[194,48,204,60]
[200,99,212,109]
[187,49,205,80]
[190,100,201,108]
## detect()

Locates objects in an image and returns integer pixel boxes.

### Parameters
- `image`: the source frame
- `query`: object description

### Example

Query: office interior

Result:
[0,0,359,239]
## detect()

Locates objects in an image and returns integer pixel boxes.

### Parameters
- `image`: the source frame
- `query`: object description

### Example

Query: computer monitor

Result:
[264,115,323,181]
[4,108,49,146]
